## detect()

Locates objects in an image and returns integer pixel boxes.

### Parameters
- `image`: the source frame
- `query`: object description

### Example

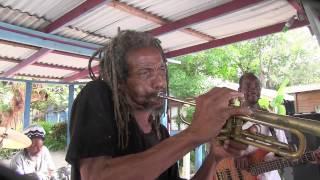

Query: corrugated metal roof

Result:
[192,0,296,39]
[37,52,98,69]
[0,0,311,82]
[57,26,110,45]
[0,41,100,80]
[0,0,85,21]
[18,65,75,78]
[121,0,231,21]
[57,5,159,38]
[158,31,206,52]
[0,60,15,72]
[55,0,297,53]
[0,0,85,30]
[0,5,50,30]
[0,42,37,59]
[55,0,231,48]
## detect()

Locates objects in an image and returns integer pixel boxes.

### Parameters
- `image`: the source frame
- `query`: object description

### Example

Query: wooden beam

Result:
[165,20,309,58]
[62,65,99,82]
[0,73,62,80]
[44,0,108,33]
[1,48,53,78]
[0,39,39,50]
[149,0,263,37]
[0,56,83,72]
[109,1,214,41]
[287,0,304,14]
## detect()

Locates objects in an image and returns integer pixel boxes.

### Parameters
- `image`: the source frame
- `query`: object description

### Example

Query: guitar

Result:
[215,150,318,180]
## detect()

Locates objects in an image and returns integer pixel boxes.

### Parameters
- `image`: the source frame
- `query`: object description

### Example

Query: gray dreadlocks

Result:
[88,30,167,149]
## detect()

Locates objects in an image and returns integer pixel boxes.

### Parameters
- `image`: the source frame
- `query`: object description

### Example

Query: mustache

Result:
[146,91,166,99]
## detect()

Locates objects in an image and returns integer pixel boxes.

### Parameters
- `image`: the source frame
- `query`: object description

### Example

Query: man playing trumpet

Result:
[65,30,252,180]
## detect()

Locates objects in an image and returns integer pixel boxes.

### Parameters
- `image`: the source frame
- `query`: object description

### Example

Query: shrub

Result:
[0,148,20,160]
[37,121,67,151]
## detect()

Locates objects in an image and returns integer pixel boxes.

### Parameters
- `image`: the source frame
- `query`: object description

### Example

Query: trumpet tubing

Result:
[158,93,320,158]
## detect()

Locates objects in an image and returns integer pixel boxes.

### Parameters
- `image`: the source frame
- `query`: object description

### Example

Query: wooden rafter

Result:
[109,1,215,41]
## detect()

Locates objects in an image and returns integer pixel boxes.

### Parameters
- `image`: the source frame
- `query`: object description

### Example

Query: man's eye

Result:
[138,71,150,76]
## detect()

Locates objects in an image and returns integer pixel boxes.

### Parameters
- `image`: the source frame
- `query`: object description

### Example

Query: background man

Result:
[238,72,287,180]
[10,125,55,180]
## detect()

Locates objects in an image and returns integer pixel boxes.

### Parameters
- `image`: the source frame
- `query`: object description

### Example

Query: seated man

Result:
[10,125,55,180]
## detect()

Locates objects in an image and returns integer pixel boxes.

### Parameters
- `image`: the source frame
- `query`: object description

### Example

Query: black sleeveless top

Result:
[66,80,181,180]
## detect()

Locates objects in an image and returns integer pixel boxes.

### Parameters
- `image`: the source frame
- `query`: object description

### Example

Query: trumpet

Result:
[158,92,320,158]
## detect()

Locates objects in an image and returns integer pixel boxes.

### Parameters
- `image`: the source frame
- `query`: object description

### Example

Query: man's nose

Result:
[152,72,166,90]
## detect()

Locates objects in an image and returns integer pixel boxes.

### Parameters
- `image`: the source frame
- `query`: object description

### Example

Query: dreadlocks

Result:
[88,30,167,149]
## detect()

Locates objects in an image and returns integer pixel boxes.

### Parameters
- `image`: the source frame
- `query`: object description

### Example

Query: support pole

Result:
[23,81,32,129]
[182,152,191,179]
[161,99,168,128]
[67,84,75,145]
[195,145,203,171]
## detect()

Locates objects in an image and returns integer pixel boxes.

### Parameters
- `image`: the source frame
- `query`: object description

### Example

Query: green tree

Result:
[31,84,68,121]
[169,27,320,94]
[168,27,320,127]
[0,81,25,128]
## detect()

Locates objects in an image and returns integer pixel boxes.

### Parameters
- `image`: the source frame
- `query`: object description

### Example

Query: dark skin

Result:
[125,47,167,112]
[80,47,251,180]
[238,76,261,109]
[235,75,262,169]
[239,75,261,139]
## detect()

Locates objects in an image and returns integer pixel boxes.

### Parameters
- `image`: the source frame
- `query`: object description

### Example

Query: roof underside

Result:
[0,0,311,82]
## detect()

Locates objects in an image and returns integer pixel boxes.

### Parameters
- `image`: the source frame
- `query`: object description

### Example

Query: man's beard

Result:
[126,92,165,112]
[138,96,165,112]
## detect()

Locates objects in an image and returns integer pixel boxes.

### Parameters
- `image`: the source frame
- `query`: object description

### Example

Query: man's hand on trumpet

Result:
[186,87,252,144]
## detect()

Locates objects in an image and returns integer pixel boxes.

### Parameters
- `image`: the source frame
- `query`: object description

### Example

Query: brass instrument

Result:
[158,92,320,158]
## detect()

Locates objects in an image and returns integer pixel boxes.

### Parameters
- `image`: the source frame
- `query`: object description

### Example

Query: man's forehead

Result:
[241,77,261,88]
[135,60,165,67]
[127,46,161,56]
[127,48,164,67]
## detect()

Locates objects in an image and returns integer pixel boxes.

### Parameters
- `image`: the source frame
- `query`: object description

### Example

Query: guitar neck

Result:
[249,151,316,176]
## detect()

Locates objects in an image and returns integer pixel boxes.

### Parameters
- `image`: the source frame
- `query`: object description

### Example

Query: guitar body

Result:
[215,149,269,180]
[215,158,257,180]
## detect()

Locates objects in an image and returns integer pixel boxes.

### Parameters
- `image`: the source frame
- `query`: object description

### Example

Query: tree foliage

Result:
[0,81,25,128]
[168,27,320,99]
[31,84,68,112]
[168,27,320,125]
[37,121,67,151]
